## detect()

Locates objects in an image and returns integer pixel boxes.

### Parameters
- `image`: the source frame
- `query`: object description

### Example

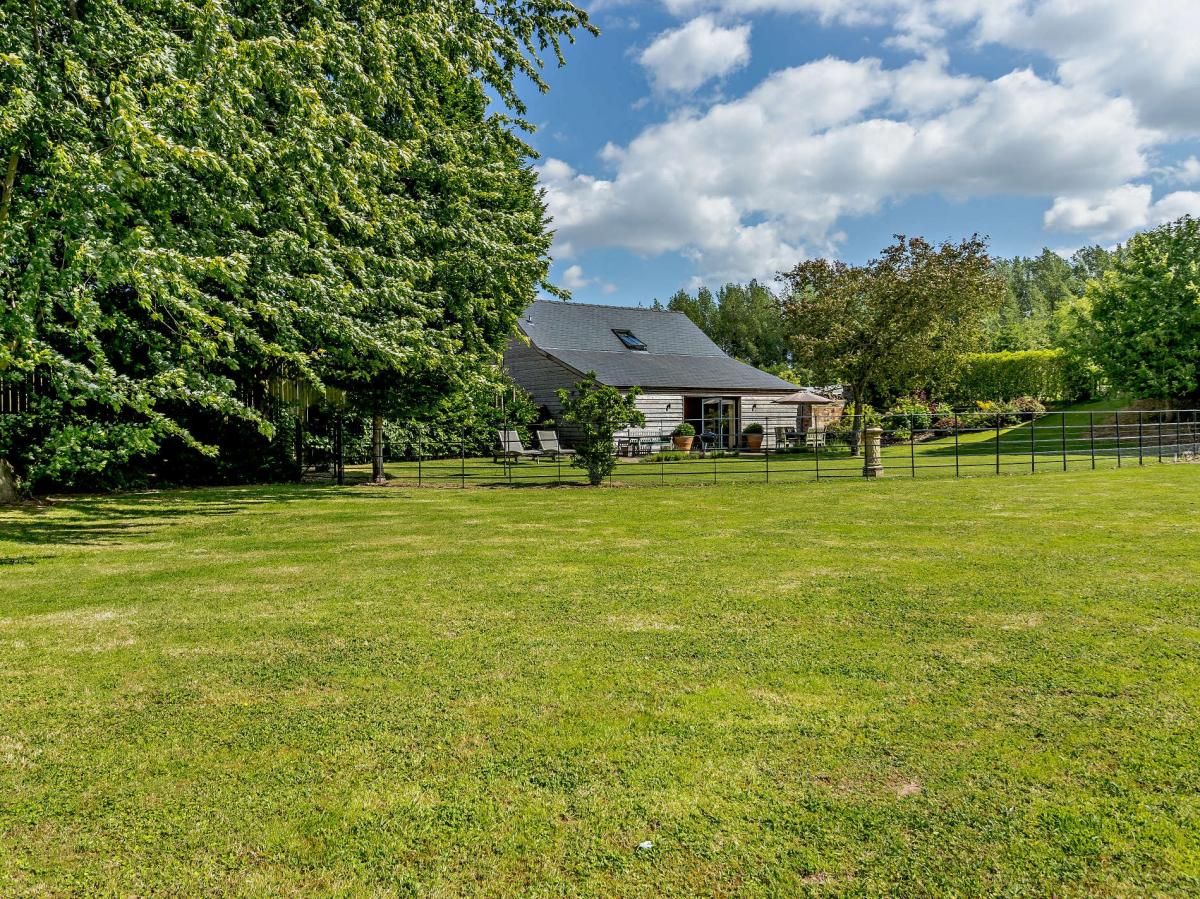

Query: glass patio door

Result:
[701,397,738,449]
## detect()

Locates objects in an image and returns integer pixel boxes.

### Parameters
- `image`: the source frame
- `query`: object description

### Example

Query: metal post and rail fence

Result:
[345,407,1200,488]
[3,381,1195,489]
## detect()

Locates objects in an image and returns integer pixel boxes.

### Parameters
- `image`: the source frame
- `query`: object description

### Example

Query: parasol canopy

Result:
[778,389,835,405]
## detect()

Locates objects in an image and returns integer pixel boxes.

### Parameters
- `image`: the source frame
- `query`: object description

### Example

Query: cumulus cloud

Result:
[1158,156,1200,187]
[638,17,752,93]
[664,0,1200,134]
[1045,185,1200,237]
[544,0,1200,278]
[559,264,617,295]
[540,57,1155,281]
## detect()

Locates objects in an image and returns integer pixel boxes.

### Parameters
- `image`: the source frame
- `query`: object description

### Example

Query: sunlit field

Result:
[2,464,1199,895]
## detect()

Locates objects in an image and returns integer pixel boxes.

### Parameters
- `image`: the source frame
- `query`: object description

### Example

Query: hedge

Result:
[952,349,1070,402]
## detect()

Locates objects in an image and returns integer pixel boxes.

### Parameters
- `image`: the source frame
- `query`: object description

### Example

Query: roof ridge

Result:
[530,299,686,315]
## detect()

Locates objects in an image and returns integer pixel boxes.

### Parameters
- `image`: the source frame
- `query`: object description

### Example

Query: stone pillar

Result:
[862,427,884,478]
[0,459,19,504]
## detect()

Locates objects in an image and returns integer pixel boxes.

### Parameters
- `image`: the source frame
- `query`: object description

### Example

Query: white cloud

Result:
[540,57,1155,281]
[663,1,1200,134]
[1045,185,1200,237]
[638,16,752,93]
[1148,191,1200,225]
[1043,185,1153,237]
[1158,156,1200,187]
[971,0,1200,136]
[559,264,617,295]
[546,0,1200,278]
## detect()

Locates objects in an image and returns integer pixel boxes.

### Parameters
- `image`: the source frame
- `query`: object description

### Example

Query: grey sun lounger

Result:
[535,430,575,461]
[494,430,543,464]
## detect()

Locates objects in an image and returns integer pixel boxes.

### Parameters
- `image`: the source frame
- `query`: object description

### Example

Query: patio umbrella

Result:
[777,389,836,432]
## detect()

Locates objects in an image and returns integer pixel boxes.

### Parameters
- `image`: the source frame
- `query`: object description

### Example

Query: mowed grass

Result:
[2,466,1199,896]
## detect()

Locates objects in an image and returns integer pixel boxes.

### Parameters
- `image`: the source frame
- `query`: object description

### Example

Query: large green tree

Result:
[0,0,591,491]
[1086,215,1200,402]
[778,235,1004,453]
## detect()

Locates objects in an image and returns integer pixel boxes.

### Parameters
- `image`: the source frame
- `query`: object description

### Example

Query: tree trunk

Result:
[0,459,19,505]
[371,413,386,483]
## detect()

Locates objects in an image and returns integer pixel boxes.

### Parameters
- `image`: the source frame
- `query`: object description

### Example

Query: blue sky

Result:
[516,0,1200,307]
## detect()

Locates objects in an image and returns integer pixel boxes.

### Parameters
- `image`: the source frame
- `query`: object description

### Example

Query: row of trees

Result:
[659,217,1200,438]
[0,0,593,493]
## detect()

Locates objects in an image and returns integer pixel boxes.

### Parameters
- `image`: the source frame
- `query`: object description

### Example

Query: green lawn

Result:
[2,466,1199,895]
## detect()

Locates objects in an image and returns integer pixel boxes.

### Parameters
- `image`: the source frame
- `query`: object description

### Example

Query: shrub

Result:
[557,373,645,486]
[672,422,696,437]
[957,398,1046,430]
[742,422,764,435]
[882,396,936,433]
[640,451,689,463]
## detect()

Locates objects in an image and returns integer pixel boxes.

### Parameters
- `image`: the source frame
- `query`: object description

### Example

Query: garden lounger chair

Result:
[536,430,575,461]
[494,430,543,464]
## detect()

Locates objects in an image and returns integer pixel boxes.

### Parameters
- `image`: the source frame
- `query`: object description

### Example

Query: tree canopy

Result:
[1085,215,1200,402]
[659,280,789,369]
[0,0,592,489]
[778,235,1004,449]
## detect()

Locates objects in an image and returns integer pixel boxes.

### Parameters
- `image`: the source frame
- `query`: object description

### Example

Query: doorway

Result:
[683,396,739,449]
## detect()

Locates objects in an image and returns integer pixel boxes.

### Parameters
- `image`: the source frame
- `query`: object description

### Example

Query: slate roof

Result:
[516,300,797,392]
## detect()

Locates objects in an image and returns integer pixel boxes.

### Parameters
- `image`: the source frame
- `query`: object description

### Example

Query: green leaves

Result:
[557,373,644,486]
[779,235,1005,405]
[0,0,591,488]
[1086,215,1200,402]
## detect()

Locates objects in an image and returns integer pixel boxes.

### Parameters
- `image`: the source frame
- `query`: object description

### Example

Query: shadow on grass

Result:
[0,483,345,547]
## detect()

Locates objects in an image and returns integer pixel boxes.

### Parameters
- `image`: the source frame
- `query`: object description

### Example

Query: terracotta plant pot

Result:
[672,436,694,451]
[745,433,763,451]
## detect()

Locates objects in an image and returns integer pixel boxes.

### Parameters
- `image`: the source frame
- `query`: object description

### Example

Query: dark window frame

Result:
[612,329,648,351]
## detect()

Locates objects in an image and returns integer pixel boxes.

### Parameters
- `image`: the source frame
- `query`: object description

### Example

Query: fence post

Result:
[1176,414,1183,461]
[764,427,770,484]
[506,411,513,485]
[417,428,423,486]
[461,428,466,488]
[1061,412,1068,472]
[953,413,960,477]
[1115,412,1122,468]
[1157,415,1163,463]
[335,415,345,486]
[1089,412,1096,470]
[1030,411,1036,473]
[814,429,821,481]
[995,416,1001,475]
[863,427,884,478]
[909,412,916,478]
[1137,410,1144,465]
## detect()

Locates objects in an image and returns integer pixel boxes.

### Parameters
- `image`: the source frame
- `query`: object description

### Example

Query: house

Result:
[503,300,813,450]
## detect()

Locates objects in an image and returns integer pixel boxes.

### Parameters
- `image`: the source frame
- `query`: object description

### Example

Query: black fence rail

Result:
[341,408,1200,488]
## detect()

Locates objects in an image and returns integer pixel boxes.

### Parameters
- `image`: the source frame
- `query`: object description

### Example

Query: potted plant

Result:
[671,422,696,451]
[742,421,764,450]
